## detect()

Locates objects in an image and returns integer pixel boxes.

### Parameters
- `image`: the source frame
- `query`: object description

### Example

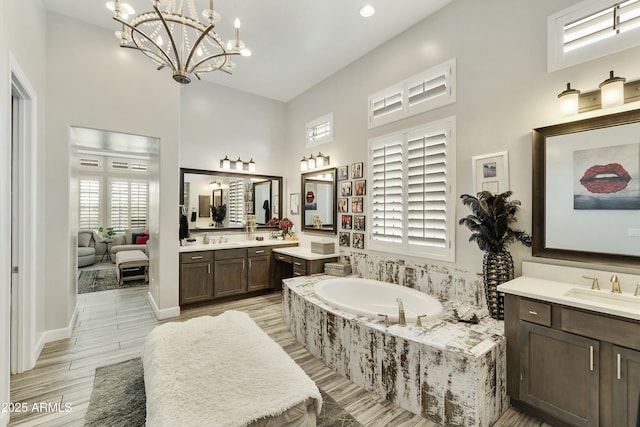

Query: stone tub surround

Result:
[283,275,507,426]
[349,252,487,310]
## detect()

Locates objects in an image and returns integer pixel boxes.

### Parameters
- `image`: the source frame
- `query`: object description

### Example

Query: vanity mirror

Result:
[301,168,337,234]
[180,168,282,231]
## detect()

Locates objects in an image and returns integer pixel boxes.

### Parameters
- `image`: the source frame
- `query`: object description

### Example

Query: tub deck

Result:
[283,275,507,427]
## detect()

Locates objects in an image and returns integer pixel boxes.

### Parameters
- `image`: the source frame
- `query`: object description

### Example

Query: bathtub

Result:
[314,277,443,323]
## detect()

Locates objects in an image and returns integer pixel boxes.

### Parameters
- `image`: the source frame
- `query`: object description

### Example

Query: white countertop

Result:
[498,276,640,321]
[179,239,297,253]
[273,246,340,261]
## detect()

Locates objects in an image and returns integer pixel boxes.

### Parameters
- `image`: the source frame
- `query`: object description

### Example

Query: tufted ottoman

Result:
[115,250,148,285]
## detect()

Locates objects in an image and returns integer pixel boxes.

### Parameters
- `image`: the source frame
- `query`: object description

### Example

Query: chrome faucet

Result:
[610,275,621,293]
[396,298,406,327]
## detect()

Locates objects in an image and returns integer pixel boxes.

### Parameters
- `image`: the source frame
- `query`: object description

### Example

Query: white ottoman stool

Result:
[115,250,148,285]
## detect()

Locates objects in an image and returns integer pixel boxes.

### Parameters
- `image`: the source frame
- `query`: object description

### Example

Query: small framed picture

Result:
[351,197,363,213]
[337,165,349,180]
[354,179,366,196]
[472,152,509,194]
[341,214,352,230]
[337,198,349,213]
[352,162,364,179]
[340,181,352,197]
[290,193,300,215]
[339,232,350,247]
[354,215,365,231]
[353,232,365,249]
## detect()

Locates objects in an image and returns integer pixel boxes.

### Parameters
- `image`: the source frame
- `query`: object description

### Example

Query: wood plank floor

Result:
[8,287,550,426]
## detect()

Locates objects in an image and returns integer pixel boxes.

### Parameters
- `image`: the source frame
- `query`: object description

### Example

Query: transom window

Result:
[306,113,334,146]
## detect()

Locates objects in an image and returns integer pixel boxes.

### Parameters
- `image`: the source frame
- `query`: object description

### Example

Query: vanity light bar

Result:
[300,152,330,171]
[220,155,255,172]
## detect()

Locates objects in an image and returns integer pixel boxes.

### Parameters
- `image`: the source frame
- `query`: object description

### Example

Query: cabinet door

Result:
[520,321,599,427]
[613,345,640,427]
[214,257,247,298]
[179,261,213,304]
[247,255,271,292]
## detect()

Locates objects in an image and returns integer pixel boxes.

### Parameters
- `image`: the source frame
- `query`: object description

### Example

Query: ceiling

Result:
[42,0,453,102]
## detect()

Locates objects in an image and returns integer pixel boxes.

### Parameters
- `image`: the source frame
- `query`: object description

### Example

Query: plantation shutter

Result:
[370,90,403,121]
[79,179,100,229]
[130,181,148,229]
[407,130,448,248]
[371,138,403,243]
[228,179,245,225]
[110,181,129,231]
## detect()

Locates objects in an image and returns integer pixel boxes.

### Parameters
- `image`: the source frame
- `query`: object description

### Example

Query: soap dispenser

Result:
[203,234,209,244]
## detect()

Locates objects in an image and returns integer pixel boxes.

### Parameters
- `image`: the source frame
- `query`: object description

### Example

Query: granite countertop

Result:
[179,239,297,253]
[273,246,340,261]
[498,276,640,321]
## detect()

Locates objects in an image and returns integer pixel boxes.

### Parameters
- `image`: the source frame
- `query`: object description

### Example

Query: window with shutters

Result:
[368,117,456,261]
[549,0,640,71]
[228,179,245,226]
[306,113,334,146]
[368,59,456,129]
[79,178,101,229]
[110,179,148,231]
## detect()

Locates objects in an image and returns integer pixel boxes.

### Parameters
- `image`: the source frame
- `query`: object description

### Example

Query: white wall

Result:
[285,0,640,276]
[45,12,181,326]
[180,82,287,176]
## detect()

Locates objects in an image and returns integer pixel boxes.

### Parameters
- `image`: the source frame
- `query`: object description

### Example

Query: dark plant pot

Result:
[482,250,514,320]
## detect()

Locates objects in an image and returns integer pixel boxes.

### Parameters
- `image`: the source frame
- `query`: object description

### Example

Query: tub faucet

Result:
[396,298,406,327]
[611,275,621,293]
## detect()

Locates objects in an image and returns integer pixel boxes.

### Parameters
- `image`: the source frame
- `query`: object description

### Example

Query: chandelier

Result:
[108,0,251,84]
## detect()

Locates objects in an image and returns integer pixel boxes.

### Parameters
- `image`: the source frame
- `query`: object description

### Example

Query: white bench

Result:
[115,250,148,285]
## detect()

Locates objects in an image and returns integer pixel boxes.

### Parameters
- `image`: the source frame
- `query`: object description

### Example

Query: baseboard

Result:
[33,301,79,365]
[147,292,180,320]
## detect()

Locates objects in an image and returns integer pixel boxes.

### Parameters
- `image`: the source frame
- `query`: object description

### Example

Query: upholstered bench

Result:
[142,311,322,427]
[115,250,148,285]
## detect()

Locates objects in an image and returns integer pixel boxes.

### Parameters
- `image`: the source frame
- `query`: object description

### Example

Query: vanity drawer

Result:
[274,253,292,263]
[292,257,307,273]
[248,247,271,257]
[562,308,640,350]
[214,248,247,260]
[181,251,213,264]
[519,299,551,327]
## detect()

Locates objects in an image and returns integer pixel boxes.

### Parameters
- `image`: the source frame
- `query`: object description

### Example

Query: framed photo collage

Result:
[338,162,366,250]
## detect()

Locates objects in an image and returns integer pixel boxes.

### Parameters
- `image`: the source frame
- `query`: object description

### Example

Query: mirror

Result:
[180,168,282,231]
[301,168,337,234]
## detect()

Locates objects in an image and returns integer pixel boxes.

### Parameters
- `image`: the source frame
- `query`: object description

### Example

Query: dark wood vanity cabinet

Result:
[505,294,640,427]
[247,247,271,292]
[213,248,247,298]
[179,251,213,304]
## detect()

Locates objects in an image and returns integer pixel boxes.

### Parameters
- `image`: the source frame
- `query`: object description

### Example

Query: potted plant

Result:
[98,226,115,240]
[459,191,531,320]
[210,204,227,227]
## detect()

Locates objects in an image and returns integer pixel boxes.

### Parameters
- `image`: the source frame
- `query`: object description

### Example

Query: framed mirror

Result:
[532,109,640,267]
[301,168,337,234]
[180,168,282,231]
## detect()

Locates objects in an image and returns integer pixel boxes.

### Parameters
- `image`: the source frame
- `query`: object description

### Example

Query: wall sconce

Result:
[599,70,625,109]
[220,155,255,172]
[300,152,330,171]
[557,70,640,115]
[209,181,222,190]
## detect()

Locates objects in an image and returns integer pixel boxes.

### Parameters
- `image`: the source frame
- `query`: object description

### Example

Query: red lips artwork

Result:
[579,163,631,194]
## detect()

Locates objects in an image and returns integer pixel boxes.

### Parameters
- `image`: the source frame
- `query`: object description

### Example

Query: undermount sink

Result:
[562,288,640,311]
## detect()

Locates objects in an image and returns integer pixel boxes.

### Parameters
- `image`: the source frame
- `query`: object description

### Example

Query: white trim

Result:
[548,0,640,72]
[9,54,40,373]
[305,112,334,146]
[147,292,180,320]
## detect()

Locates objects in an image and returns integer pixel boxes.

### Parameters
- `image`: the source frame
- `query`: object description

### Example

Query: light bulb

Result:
[600,70,626,109]
[234,18,241,29]
[360,5,375,17]
[557,83,580,115]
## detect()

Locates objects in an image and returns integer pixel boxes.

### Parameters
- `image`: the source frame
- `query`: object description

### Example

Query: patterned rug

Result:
[78,268,147,294]
[85,358,363,427]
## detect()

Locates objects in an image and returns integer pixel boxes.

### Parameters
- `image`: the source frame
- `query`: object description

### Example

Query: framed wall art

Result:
[472,151,509,194]
[290,193,300,215]
[532,109,640,267]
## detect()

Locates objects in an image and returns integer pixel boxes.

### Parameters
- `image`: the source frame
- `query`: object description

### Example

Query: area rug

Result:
[78,268,147,294]
[85,357,363,427]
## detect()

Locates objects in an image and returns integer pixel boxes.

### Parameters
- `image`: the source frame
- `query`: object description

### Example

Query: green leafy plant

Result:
[458,191,531,254]
[98,226,115,239]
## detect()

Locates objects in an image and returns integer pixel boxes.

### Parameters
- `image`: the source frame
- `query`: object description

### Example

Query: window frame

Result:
[108,177,149,232]
[367,116,456,262]
[548,0,640,72]
[78,176,102,230]
[306,112,334,146]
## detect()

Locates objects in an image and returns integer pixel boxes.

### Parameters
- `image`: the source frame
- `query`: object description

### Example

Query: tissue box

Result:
[311,241,335,254]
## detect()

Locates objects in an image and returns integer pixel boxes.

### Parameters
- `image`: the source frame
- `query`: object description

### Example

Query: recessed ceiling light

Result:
[360,4,375,18]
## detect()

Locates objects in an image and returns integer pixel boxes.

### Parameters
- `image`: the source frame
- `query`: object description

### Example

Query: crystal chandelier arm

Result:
[152,5,183,72]
[189,51,238,75]
[113,16,176,70]
[184,24,217,72]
